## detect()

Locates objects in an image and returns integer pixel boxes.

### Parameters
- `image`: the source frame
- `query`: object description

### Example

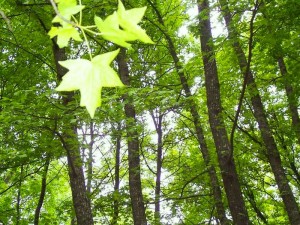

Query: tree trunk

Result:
[52,41,94,225]
[117,48,147,225]
[197,0,250,224]
[87,122,94,195]
[16,165,23,225]
[112,123,121,225]
[34,157,50,225]
[147,1,229,223]
[150,110,163,224]
[277,57,300,145]
[218,0,300,224]
[245,184,268,224]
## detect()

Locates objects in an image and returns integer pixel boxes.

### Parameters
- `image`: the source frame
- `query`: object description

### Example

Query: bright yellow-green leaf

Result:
[48,25,82,48]
[52,0,85,23]
[117,0,154,44]
[95,13,134,49]
[56,49,123,118]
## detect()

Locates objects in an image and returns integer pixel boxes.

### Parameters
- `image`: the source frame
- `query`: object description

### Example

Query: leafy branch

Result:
[48,0,154,118]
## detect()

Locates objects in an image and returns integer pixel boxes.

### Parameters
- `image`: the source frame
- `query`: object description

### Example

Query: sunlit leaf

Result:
[48,25,82,48]
[56,49,123,118]
[94,13,134,48]
[117,0,154,44]
[52,0,85,23]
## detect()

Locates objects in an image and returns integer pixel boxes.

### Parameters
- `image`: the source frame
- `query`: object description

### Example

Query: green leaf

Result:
[52,0,85,23]
[48,25,82,48]
[95,1,154,48]
[95,13,134,49]
[56,49,124,118]
[117,0,154,44]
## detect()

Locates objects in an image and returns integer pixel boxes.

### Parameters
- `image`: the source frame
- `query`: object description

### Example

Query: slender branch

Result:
[229,0,260,160]
[0,164,46,195]
[48,0,77,26]
[0,9,13,31]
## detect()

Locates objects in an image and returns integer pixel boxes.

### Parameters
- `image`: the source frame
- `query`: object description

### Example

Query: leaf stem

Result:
[80,27,93,60]
[79,0,83,25]
[80,26,100,36]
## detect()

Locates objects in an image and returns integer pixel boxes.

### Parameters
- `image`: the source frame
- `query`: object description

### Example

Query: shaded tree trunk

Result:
[218,0,300,224]
[147,1,229,223]
[277,58,300,145]
[34,157,50,225]
[117,48,147,225]
[16,165,23,225]
[150,110,163,224]
[112,123,121,225]
[197,0,250,224]
[87,121,94,195]
[52,41,94,225]
[245,185,268,224]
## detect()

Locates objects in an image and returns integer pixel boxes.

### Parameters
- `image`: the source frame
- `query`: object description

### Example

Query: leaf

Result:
[52,0,85,23]
[56,49,124,118]
[48,25,82,48]
[95,1,154,48]
[117,0,154,44]
[95,13,134,49]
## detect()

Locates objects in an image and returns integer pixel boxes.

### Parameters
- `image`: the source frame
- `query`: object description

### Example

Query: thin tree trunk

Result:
[112,123,121,225]
[87,121,94,195]
[218,0,300,223]
[197,0,250,224]
[259,1,300,146]
[245,185,268,224]
[146,1,229,223]
[117,48,147,225]
[34,157,50,225]
[16,165,23,225]
[52,41,94,225]
[150,110,163,224]
[277,58,300,145]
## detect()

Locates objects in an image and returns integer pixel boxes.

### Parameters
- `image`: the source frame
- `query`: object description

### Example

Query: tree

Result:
[1,0,300,224]
[217,0,300,223]
[197,0,250,223]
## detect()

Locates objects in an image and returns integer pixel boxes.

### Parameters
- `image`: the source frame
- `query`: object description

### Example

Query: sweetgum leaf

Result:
[52,0,85,23]
[56,49,123,118]
[117,0,154,44]
[95,13,134,49]
[48,25,82,48]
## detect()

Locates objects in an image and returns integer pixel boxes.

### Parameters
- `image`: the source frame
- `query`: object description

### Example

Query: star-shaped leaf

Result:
[117,0,154,44]
[95,12,135,49]
[56,49,124,118]
[48,24,82,48]
[52,0,85,23]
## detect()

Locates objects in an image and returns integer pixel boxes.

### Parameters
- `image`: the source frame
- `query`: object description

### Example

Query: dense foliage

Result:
[0,0,299,224]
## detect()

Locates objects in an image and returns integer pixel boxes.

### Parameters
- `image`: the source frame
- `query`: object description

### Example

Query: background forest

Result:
[1,0,300,224]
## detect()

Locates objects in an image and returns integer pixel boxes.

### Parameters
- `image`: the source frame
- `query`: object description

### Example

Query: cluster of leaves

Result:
[48,0,153,118]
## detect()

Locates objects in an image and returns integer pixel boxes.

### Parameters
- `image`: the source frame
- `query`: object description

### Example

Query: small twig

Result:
[0,9,13,31]
[48,0,77,26]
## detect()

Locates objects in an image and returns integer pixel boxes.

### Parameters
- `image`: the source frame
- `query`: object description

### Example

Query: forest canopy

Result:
[0,0,300,224]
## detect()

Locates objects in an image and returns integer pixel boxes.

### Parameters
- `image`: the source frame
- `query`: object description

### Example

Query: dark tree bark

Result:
[218,0,300,224]
[117,48,147,225]
[197,0,250,224]
[112,123,121,225]
[52,41,94,225]
[146,1,229,223]
[34,157,50,225]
